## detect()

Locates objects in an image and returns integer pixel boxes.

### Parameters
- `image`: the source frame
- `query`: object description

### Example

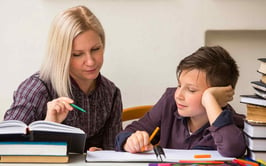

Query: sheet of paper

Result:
[86,149,234,162]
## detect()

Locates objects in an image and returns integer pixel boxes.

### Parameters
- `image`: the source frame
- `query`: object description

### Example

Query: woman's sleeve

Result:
[102,87,123,150]
[4,76,50,125]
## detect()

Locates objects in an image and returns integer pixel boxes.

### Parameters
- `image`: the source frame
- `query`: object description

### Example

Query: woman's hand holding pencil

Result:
[45,97,86,123]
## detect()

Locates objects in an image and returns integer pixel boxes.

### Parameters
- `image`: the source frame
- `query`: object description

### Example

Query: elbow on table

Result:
[217,143,247,158]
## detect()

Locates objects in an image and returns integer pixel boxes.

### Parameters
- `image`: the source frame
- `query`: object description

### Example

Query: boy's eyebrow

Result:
[186,83,198,87]
[179,82,201,89]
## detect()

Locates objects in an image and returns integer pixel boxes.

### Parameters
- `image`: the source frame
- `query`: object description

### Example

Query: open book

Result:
[86,149,234,163]
[0,120,86,153]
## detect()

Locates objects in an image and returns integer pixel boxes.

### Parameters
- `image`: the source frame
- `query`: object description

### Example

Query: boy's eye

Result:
[188,88,196,92]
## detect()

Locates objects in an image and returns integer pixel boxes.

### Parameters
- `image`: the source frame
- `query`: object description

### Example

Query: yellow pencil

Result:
[149,127,160,142]
[141,127,160,152]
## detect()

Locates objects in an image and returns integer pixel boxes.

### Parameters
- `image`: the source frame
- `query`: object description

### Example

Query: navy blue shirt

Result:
[115,88,246,157]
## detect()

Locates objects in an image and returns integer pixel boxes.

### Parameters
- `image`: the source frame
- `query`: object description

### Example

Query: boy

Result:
[115,46,246,157]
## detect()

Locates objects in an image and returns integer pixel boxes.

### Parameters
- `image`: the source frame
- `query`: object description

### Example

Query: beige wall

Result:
[1,0,266,119]
[206,30,266,114]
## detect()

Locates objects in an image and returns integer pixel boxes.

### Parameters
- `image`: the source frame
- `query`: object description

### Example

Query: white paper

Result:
[86,149,234,162]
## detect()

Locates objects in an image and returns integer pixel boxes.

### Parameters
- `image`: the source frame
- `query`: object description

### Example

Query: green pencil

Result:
[70,103,86,113]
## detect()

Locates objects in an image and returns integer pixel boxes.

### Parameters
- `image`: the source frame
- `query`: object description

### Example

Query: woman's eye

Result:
[91,47,100,52]
[72,54,81,57]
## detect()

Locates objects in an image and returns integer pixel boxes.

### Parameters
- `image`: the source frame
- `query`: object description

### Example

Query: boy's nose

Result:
[175,88,184,100]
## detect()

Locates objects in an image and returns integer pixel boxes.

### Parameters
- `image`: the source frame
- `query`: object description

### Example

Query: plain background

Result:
[1,0,266,119]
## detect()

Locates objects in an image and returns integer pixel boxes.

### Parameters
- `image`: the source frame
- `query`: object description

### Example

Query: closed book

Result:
[261,75,266,84]
[240,94,266,107]
[246,104,266,123]
[251,81,266,92]
[247,150,266,161]
[0,141,67,156]
[244,120,266,138]
[257,58,266,75]
[0,120,86,153]
[254,87,266,99]
[0,155,69,163]
[245,135,266,151]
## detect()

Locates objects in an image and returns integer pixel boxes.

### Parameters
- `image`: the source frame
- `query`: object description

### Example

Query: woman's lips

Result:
[84,68,97,73]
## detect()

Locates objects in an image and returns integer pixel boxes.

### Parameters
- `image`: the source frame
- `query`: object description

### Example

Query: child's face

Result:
[175,69,209,118]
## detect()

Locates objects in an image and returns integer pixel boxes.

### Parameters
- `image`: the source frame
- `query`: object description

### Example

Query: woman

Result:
[4,5,122,151]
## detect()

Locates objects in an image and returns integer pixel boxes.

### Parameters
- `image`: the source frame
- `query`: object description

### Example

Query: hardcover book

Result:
[245,135,266,151]
[246,104,266,123]
[240,94,266,107]
[0,155,69,163]
[243,120,266,138]
[253,87,266,99]
[251,81,266,92]
[261,75,266,84]
[0,141,67,156]
[257,58,266,75]
[247,150,266,161]
[0,120,86,153]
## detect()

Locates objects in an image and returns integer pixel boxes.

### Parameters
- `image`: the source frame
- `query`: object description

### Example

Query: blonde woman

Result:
[4,6,122,151]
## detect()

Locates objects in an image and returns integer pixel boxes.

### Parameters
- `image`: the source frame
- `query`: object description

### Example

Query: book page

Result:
[86,150,157,162]
[28,120,85,134]
[163,149,234,161]
[86,149,235,162]
[0,120,27,134]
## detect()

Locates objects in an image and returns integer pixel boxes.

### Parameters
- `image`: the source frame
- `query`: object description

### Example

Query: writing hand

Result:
[45,97,74,123]
[124,131,153,153]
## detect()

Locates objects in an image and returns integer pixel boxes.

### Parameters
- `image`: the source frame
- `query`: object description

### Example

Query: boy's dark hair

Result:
[176,46,239,89]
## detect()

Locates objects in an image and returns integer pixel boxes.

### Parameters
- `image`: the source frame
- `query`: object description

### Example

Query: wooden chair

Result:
[122,105,153,121]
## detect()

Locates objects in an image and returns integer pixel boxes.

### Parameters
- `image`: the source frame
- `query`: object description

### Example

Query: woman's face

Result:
[70,30,104,85]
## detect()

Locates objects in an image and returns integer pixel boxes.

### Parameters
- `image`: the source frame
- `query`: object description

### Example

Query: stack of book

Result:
[240,58,266,111]
[0,120,86,163]
[0,141,69,163]
[240,58,266,161]
[244,121,266,161]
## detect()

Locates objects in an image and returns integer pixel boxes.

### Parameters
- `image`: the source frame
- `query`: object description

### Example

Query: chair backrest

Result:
[122,105,153,121]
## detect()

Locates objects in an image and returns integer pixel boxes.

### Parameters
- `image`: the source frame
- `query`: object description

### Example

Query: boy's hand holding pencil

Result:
[123,127,160,153]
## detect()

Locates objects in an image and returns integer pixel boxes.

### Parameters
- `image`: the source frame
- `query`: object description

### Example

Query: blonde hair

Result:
[40,5,105,97]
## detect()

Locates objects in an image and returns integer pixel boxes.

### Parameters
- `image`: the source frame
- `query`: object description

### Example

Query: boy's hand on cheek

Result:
[202,85,234,108]
[202,85,234,124]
